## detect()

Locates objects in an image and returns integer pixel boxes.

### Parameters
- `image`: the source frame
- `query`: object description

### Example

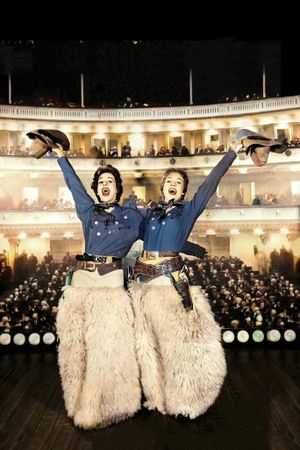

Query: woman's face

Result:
[98,172,117,202]
[162,171,184,202]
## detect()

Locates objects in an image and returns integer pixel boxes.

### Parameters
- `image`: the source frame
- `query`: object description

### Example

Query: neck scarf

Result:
[150,198,185,222]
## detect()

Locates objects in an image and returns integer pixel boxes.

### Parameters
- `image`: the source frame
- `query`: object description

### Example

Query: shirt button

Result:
[124,216,128,219]
[151,217,155,220]
[115,221,119,225]
[162,221,165,225]
[167,213,171,216]
[151,226,155,230]
[108,230,112,234]
[97,232,101,236]
[95,221,98,225]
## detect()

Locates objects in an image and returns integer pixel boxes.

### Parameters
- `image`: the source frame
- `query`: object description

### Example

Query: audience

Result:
[1,252,299,336]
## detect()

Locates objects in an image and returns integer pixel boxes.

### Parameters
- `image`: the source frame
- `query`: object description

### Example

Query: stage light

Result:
[0,333,11,345]
[284,329,296,342]
[252,330,264,343]
[28,333,41,345]
[13,333,26,346]
[280,227,289,234]
[253,228,264,235]
[237,330,249,343]
[206,228,216,235]
[267,329,281,342]
[63,231,74,239]
[17,232,27,239]
[43,332,55,345]
[222,330,235,343]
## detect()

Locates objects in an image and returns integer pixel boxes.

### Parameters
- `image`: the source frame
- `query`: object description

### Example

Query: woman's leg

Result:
[131,279,226,419]
[130,282,167,414]
[71,270,141,429]
[56,283,86,418]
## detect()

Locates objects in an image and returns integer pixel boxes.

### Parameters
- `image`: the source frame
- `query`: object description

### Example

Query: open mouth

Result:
[168,188,177,195]
[102,188,110,197]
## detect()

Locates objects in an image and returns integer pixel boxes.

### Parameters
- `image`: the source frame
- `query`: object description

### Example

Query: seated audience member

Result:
[145,145,156,156]
[108,146,118,157]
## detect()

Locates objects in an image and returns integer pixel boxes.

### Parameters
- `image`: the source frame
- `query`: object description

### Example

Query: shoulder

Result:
[120,205,146,219]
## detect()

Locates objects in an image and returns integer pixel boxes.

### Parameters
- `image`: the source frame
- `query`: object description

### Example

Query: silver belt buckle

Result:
[85,261,96,270]
[147,251,158,259]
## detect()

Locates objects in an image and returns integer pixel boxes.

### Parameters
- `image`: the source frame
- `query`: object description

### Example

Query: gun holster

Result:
[170,274,193,311]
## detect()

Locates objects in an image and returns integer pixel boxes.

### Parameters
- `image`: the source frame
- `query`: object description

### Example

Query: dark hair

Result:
[160,168,189,200]
[91,165,123,202]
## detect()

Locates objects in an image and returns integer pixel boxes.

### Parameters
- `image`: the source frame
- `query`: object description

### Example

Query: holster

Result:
[134,256,194,311]
[170,275,193,311]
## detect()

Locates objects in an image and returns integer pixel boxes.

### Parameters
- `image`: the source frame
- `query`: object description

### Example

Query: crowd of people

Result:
[185,255,299,330]
[1,252,299,334]
[1,138,298,159]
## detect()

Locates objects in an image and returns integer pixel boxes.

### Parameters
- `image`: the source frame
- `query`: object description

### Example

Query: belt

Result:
[77,259,122,276]
[142,251,179,259]
[134,256,183,281]
[76,254,121,263]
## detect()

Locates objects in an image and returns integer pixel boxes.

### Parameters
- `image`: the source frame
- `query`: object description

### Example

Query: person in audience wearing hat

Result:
[27,129,144,429]
[129,129,286,421]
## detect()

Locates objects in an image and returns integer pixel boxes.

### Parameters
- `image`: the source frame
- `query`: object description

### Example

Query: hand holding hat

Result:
[26,129,70,159]
[235,129,287,166]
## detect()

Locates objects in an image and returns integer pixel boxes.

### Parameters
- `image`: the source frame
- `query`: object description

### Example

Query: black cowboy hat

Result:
[26,129,70,159]
[235,129,287,166]
[27,129,70,150]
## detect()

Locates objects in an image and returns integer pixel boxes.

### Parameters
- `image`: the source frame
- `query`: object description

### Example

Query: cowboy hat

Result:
[235,129,287,166]
[27,129,70,159]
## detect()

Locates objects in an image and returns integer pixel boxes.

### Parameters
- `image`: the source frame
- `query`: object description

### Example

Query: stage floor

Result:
[0,349,299,450]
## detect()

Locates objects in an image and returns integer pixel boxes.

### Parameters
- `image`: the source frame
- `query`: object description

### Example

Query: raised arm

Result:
[55,146,95,221]
[185,145,240,223]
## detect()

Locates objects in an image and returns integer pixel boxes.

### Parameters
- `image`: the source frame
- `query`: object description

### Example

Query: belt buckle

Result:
[147,251,158,259]
[85,261,96,270]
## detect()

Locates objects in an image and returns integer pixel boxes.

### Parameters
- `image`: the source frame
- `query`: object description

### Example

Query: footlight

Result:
[237,330,249,343]
[283,329,296,342]
[0,333,11,345]
[29,333,41,346]
[222,330,235,343]
[252,330,264,343]
[13,333,26,346]
[267,329,281,342]
[43,332,55,345]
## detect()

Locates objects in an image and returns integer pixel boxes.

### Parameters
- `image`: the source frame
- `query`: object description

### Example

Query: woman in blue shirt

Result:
[55,152,145,430]
[27,130,144,430]
[130,143,241,420]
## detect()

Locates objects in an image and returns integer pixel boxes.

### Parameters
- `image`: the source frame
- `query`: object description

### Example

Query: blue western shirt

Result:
[143,149,237,252]
[58,157,144,257]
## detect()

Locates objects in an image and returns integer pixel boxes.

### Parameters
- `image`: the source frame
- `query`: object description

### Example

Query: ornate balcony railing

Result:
[0,95,299,122]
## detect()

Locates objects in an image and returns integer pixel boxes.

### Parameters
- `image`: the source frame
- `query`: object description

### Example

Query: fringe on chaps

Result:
[56,270,141,429]
[129,281,227,419]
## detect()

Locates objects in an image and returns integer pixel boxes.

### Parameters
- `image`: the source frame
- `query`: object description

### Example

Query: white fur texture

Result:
[56,285,141,429]
[130,282,227,419]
